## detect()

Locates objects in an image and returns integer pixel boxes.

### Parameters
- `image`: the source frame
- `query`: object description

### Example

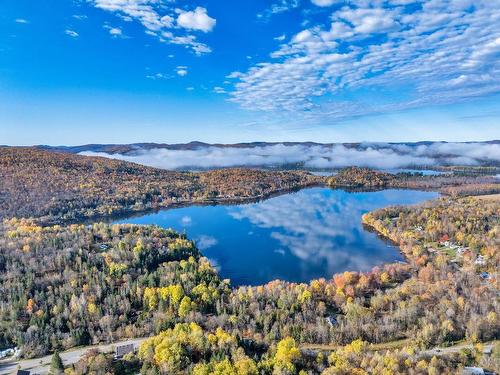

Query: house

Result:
[440,241,461,249]
[462,367,484,375]
[0,347,19,359]
[483,346,493,356]
[325,316,338,327]
[480,272,490,280]
[462,367,495,375]
[475,255,486,266]
[17,371,30,375]
[456,247,467,256]
[115,343,135,359]
[0,348,13,359]
[99,244,109,250]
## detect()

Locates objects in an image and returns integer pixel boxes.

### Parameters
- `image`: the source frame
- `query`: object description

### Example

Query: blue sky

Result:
[0,0,499,145]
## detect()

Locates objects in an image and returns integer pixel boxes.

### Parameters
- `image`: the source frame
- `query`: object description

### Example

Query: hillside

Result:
[327,166,500,196]
[2,148,499,227]
[0,147,321,224]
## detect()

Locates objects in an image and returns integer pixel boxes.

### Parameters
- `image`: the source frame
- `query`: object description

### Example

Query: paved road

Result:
[0,338,147,375]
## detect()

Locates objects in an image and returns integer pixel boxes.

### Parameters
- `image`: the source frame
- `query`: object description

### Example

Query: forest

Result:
[1,197,498,373]
[1,148,499,226]
[327,167,500,196]
[0,147,321,225]
[0,148,499,374]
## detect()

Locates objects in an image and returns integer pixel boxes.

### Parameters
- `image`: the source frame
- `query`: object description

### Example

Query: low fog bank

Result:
[79,142,500,171]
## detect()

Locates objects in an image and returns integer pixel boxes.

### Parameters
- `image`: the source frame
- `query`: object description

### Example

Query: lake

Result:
[115,188,438,286]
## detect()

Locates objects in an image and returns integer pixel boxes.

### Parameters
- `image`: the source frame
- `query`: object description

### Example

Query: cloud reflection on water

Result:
[195,235,218,250]
[228,190,406,277]
[115,188,437,285]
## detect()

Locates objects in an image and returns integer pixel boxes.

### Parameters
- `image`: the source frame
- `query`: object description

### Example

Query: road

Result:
[0,337,147,375]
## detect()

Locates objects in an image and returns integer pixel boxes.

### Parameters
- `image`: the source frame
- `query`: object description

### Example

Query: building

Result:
[0,348,13,359]
[483,346,493,356]
[456,247,467,256]
[462,367,495,375]
[325,316,338,327]
[17,370,30,375]
[480,272,490,280]
[475,255,486,266]
[115,343,135,359]
[0,347,20,359]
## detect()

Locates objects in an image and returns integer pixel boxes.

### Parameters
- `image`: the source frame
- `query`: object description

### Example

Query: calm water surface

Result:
[115,188,438,286]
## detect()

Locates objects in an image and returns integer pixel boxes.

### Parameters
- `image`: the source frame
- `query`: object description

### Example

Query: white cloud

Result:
[336,7,399,34]
[293,29,313,43]
[65,29,79,38]
[311,0,338,7]
[108,27,123,36]
[463,37,500,68]
[146,72,168,80]
[176,66,188,76]
[259,0,301,18]
[229,0,500,121]
[213,86,226,94]
[161,32,212,55]
[104,25,124,37]
[92,0,171,30]
[79,142,500,170]
[176,7,216,33]
[90,0,214,54]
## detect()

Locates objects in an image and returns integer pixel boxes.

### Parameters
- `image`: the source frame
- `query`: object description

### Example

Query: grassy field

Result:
[300,338,410,352]
[474,193,500,201]
[440,247,458,258]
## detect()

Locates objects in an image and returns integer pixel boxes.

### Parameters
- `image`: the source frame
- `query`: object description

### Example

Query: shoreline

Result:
[44,183,451,227]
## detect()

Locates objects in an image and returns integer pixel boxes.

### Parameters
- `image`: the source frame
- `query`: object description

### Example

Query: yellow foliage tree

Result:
[274,337,301,374]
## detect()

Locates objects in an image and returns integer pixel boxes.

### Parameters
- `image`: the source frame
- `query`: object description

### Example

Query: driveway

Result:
[0,337,147,375]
